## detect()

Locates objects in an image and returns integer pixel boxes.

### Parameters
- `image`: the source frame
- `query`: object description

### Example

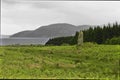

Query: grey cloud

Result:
[2,0,21,4]
[31,2,60,9]
[1,1,120,35]
[2,0,61,9]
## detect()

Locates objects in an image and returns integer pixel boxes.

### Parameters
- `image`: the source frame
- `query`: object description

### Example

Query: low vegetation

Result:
[105,37,120,45]
[0,43,119,79]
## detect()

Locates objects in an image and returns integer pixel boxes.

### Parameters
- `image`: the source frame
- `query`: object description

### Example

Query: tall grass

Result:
[0,44,119,79]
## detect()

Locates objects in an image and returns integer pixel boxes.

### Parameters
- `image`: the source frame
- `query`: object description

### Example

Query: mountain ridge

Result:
[11,23,92,38]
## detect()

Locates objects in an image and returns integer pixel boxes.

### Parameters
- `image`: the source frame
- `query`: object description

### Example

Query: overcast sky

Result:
[1,0,120,35]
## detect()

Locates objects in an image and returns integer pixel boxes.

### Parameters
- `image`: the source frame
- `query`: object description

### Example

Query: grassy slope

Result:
[0,44,120,79]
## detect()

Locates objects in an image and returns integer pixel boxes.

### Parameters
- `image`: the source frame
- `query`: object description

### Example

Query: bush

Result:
[105,37,120,45]
[61,43,70,46]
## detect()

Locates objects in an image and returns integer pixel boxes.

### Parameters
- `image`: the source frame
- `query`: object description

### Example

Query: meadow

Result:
[0,43,120,79]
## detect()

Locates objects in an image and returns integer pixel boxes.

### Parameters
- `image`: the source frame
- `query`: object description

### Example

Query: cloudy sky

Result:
[1,0,120,35]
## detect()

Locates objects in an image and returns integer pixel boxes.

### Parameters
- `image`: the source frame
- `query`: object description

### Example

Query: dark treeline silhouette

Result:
[83,22,120,44]
[46,22,120,45]
[46,32,79,45]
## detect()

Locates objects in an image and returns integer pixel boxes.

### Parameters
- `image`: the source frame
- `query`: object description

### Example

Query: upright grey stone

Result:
[77,31,83,46]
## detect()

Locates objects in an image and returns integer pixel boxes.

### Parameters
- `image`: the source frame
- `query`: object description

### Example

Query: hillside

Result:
[10,30,32,37]
[11,23,91,38]
[0,43,119,79]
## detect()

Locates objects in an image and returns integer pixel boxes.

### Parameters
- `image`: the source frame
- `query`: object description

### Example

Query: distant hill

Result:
[11,30,32,37]
[11,23,92,38]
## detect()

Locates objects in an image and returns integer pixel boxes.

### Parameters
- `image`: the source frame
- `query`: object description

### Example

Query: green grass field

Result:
[0,43,120,79]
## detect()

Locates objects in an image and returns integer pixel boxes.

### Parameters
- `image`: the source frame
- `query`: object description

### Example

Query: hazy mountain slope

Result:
[11,30,32,37]
[11,23,91,38]
[26,23,80,38]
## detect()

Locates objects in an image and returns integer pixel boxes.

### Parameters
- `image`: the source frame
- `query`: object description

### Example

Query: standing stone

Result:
[77,31,83,46]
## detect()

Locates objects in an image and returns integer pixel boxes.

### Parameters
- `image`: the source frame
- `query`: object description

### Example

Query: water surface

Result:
[0,37,49,46]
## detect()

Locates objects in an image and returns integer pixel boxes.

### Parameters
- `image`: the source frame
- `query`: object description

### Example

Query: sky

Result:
[1,0,120,35]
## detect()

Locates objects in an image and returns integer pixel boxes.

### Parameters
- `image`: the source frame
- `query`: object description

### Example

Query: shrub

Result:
[105,37,120,45]
[61,43,70,46]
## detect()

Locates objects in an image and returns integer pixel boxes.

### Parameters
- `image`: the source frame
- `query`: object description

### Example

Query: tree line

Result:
[46,32,79,45]
[46,22,120,45]
[83,22,120,44]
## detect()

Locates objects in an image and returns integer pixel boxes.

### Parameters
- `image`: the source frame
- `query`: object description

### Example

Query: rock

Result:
[77,31,83,46]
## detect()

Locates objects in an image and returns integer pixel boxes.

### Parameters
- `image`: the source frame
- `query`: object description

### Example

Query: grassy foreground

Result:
[0,43,120,79]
